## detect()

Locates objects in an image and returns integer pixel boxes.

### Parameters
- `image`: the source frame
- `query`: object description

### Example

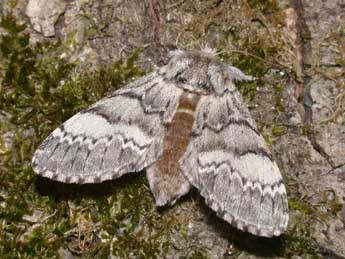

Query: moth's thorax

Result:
[146,92,200,206]
[158,50,253,95]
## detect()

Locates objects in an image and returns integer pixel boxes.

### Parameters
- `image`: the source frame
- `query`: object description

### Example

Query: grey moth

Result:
[32,49,289,237]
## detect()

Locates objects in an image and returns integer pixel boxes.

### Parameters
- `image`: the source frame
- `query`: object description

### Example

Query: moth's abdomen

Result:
[146,92,199,206]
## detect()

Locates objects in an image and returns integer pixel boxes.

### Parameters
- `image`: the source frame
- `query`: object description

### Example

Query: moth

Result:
[32,49,288,237]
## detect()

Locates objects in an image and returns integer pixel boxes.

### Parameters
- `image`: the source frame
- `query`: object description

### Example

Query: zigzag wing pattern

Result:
[32,72,183,184]
[180,91,288,237]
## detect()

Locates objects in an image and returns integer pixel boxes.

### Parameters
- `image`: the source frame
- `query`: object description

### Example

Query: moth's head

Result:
[161,49,254,95]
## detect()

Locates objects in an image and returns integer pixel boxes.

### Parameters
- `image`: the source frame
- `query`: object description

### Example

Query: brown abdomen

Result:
[146,92,199,206]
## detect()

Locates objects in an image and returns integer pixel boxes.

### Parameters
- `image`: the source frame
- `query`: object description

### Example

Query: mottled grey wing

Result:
[32,72,183,184]
[180,91,288,237]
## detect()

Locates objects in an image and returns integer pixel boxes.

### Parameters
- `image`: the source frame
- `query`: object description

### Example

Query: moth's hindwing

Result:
[180,91,289,237]
[32,72,183,184]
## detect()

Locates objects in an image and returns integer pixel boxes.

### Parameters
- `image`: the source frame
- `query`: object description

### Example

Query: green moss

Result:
[230,42,279,78]
[329,197,343,216]
[247,0,280,14]
[280,235,320,258]
[288,198,315,215]
[278,195,342,258]
[237,81,258,100]
[300,123,313,136]
[271,125,287,136]
[320,190,343,217]
[91,176,163,258]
